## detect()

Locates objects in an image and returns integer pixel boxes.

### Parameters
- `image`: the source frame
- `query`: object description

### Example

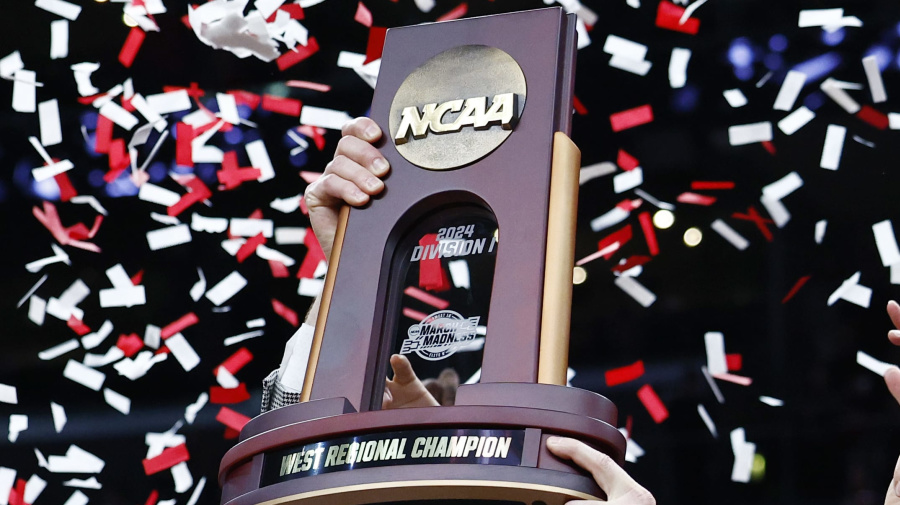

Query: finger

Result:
[341,116,383,145]
[305,172,370,209]
[334,134,390,178]
[889,301,900,331]
[885,367,900,405]
[389,354,419,386]
[382,387,392,410]
[327,148,386,195]
[891,330,900,347]
[546,437,643,499]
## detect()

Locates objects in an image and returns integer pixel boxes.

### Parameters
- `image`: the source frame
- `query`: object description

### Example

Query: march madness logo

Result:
[400,310,480,361]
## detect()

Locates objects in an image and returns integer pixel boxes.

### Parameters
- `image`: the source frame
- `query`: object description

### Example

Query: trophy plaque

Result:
[219,8,626,505]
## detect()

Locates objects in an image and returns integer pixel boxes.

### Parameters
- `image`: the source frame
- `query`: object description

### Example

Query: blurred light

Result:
[148,161,166,182]
[763,53,783,71]
[88,169,106,188]
[224,128,244,145]
[288,151,309,168]
[865,45,892,71]
[0,181,8,203]
[751,453,766,481]
[821,28,845,46]
[733,66,754,82]
[727,38,754,68]
[684,227,702,247]
[803,91,825,111]
[768,34,788,52]
[123,13,138,27]
[33,178,61,201]
[95,0,108,2]
[671,85,699,113]
[792,52,841,81]
[197,163,218,183]
[106,175,139,197]
[653,210,675,229]
[573,266,587,285]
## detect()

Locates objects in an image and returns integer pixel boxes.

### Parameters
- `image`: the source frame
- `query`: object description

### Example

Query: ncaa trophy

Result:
[219,7,626,505]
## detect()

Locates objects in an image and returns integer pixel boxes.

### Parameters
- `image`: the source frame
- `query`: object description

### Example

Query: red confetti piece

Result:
[611,255,651,274]
[164,82,205,99]
[354,2,373,27]
[297,125,326,150]
[216,406,251,433]
[782,274,811,304]
[364,27,387,65]
[167,177,212,217]
[219,348,253,375]
[610,105,654,132]
[726,353,742,372]
[119,27,145,68]
[67,316,91,336]
[605,360,645,386]
[299,196,309,215]
[261,94,302,116]
[236,232,267,263]
[144,490,159,505]
[616,149,640,171]
[418,233,451,292]
[403,307,429,321]
[272,298,299,326]
[691,181,734,190]
[210,382,251,404]
[161,312,199,339]
[54,172,77,202]
[637,384,669,423]
[676,192,716,206]
[404,286,450,309]
[218,151,261,189]
[227,90,261,109]
[276,37,320,71]
[247,209,264,220]
[116,333,144,358]
[224,427,240,439]
[732,205,773,242]
[761,140,776,155]
[94,115,113,154]
[638,212,659,256]
[857,105,889,130]
[131,269,144,285]
[175,123,194,167]
[436,2,468,22]
[711,372,752,386]
[655,1,700,35]
[269,260,290,278]
[625,415,633,439]
[573,95,588,115]
[108,137,131,172]
[598,224,633,260]
[33,202,103,252]
[286,81,331,92]
[299,171,321,184]
[297,229,326,278]
[142,443,189,475]
[616,198,642,211]
[121,95,136,112]
[9,478,25,505]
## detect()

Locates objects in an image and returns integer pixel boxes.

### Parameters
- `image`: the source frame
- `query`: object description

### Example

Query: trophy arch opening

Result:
[369,193,500,411]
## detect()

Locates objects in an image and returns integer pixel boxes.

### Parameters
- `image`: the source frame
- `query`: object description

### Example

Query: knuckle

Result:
[630,487,656,505]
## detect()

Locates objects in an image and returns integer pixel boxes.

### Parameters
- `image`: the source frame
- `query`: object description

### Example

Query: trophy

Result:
[220,8,626,504]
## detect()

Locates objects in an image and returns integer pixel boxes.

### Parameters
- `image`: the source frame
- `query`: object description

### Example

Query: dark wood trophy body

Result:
[219,8,626,505]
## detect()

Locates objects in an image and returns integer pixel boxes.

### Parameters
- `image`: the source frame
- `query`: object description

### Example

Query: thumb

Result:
[885,367,900,406]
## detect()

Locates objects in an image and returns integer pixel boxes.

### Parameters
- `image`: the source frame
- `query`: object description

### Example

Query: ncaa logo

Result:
[400,310,481,361]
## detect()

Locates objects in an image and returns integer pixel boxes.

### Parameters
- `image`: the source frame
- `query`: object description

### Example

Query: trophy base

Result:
[220,384,625,505]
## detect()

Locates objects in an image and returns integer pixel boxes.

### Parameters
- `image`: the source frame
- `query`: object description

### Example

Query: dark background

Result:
[1,1,900,504]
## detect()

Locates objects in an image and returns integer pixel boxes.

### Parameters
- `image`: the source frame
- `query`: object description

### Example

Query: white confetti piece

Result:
[759,396,784,407]
[728,122,772,146]
[579,162,617,185]
[609,55,652,76]
[70,62,99,96]
[51,402,66,432]
[138,182,181,206]
[762,171,803,200]
[711,219,749,250]
[730,428,755,483]
[413,0,435,12]
[613,167,643,193]
[298,278,324,297]
[216,92,240,124]
[147,225,192,251]
[773,70,806,111]
[50,19,69,59]
[270,195,302,213]
[114,351,166,381]
[852,135,874,148]
[13,70,37,113]
[25,244,70,272]
[300,105,354,130]
[39,99,62,146]
[614,274,656,307]
[29,296,47,326]
[47,446,105,474]
[704,332,727,375]
[712,372,753,386]
[873,220,900,267]
[63,360,105,391]
[190,268,206,302]
[857,350,894,376]
[146,425,186,459]
[668,48,690,88]
[9,415,28,443]
[889,113,900,130]
[99,101,139,131]
[81,320,113,350]
[590,206,630,233]
[223,330,264,346]
[166,333,201,372]
[83,347,124,368]
[32,159,74,182]
[191,119,225,163]
[103,388,131,415]
[151,212,181,226]
[185,393,208,424]
[274,227,306,245]
[828,271,872,308]
[862,55,887,103]
[246,318,265,328]
[246,139,275,182]
[256,244,295,266]
[603,35,651,76]
[99,265,146,308]
[697,404,717,438]
[62,490,89,505]
[146,89,192,115]
[206,271,247,306]
[215,367,239,389]
[143,324,161,350]
[186,477,207,505]
[820,78,860,114]
[191,213,228,233]
[35,0,82,20]
[172,462,194,493]
[0,385,17,405]
[777,106,815,135]
[230,218,274,237]
[634,189,675,211]
[0,51,24,79]
[39,339,79,361]
[24,475,46,504]
[723,89,747,108]
[820,124,846,170]
[815,220,827,244]
[799,8,843,27]
[70,195,107,216]
[448,260,471,289]
[0,468,15,505]
[279,324,315,390]
[62,477,101,490]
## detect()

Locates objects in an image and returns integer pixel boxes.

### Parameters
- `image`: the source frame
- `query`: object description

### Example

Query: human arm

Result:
[883,301,900,505]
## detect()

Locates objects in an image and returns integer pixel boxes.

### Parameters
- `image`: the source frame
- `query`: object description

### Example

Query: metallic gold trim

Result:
[301,205,351,402]
[538,132,581,385]
[255,479,600,505]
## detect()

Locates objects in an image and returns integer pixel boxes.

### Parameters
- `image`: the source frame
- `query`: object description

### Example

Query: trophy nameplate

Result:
[220,8,626,505]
